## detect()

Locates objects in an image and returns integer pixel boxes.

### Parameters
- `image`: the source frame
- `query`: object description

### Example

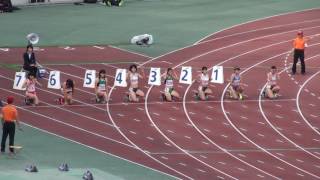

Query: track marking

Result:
[219,44,320,178]
[0,88,135,149]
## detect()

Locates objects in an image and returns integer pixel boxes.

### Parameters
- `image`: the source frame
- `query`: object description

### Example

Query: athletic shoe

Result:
[194,93,200,100]
[239,94,243,100]
[123,95,129,102]
[118,0,123,6]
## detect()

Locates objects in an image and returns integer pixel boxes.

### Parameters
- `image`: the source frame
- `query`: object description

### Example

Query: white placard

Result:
[179,66,192,84]
[148,67,161,86]
[83,70,96,88]
[114,69,127,87]
[211,66,224,84]
[13,72,26,90]
[47,71,61,89]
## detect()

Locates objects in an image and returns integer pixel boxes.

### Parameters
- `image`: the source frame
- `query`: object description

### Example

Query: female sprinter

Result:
[126,64,144,102]
[195,66,212,100]
[162,68,180,101]
[95,69,108,103]
[22,73,41,106]
[229,67,244,100]
[265,66,280,99]
[59,79,75,105]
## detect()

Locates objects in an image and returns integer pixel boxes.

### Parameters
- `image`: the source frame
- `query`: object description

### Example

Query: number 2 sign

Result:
[179,66,192,84]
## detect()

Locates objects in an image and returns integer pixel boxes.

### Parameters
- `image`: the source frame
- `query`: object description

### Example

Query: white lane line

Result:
[220,45,320,178]
[295,63,320,135]
[0,77,115,127]
[178,162,187,166]
[146,137,154,141]
[117,113,125,117]
[129,131,137,134]
[169,117,176,121]
[0,88,135,149]
[140,17,320,180]
[93,45,105,49]
[133,118,141,122]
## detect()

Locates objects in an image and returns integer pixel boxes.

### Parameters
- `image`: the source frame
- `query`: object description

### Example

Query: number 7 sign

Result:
[211,66,224,84]
[13,72,26,90]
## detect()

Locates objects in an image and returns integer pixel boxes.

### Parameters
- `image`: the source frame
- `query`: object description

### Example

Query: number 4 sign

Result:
[211,66,224,84]
[179,66,192,84]
[83,70,96,88]
[13,72,26,90]
[114,69,127,87]
[48,71,61,89]
[148,67,161,86]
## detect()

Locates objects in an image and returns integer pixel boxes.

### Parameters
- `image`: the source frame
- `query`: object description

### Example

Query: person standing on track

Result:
[162,68,180,102]
[1,96,22,156]
[292,31,307,75]
[126,64,144,102]
[195,66,212,101]
[22,73,41,106]
[228,67,244,100]
[265,66,280,99]
[95,69,108,103]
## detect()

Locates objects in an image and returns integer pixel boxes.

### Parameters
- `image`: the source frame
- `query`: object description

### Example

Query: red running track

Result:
[1,8,320,180]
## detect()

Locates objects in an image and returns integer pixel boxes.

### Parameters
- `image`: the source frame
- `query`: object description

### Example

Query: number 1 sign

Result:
[211,66,224,84]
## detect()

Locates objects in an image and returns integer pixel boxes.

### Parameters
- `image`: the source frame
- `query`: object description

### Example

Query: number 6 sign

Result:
[47,71,61,89]
[13,72,26,90]
[211,66,224,84]
[83,70,96,88]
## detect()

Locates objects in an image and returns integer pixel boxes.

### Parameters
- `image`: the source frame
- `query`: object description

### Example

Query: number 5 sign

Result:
[211,66,224,84]
[179,66,192,84]
[48,71,61,89]
[83,70,96,88]
[114,69,127,87]
[13,72,26,90]
[148,67,161,86]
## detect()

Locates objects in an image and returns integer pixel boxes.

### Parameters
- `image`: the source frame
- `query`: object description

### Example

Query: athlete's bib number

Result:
[211,66,224,84]
[48,71,61,89]
[148,67,161,86]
